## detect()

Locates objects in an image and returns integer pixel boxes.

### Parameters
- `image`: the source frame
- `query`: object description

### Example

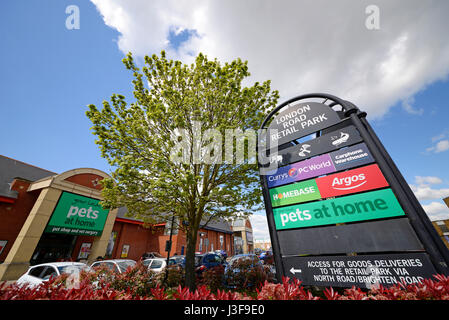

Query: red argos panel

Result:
[315,163,389,198]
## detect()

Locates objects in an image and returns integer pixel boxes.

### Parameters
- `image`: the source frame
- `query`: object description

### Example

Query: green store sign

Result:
[269,179,321,207]
[45,192,109,236]
[273,188,404,230]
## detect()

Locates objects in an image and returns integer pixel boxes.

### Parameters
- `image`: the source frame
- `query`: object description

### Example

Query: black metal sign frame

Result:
[257,93,449,286]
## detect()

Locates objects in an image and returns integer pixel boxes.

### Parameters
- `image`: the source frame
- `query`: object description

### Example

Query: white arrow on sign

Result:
[290,267,302,275]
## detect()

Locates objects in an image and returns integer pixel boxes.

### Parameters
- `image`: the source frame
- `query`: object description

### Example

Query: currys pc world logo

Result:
[288,168,298,177]
[267,153,336,188]
[315,164,388,198]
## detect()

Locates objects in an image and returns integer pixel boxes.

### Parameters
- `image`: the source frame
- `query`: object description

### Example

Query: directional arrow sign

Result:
[290,267,302,275]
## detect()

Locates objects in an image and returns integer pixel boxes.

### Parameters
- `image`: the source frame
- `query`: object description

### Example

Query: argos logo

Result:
[331,173,367,190]
[316,164,388,198]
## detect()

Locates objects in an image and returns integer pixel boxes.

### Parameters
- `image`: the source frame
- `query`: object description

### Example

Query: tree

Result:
[86,51,279,290]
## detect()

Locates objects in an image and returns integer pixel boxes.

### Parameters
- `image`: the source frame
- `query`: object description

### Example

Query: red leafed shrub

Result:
[196,265,225,292]
[173,284,212,300]
[257,277,319,300]
[1,266,449,300]
[0,276,148,300]
[224,257,271,291]
[366,274,449,300]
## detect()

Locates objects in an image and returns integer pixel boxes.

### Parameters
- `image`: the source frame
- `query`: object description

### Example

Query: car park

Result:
[214,250,228,262]
[142,258,167,273]
[16,262,88,287]
[223,254,264,288]
[194,253,226,274]
[259,250,273,264]
[141,252,163,260]
[142,257,179,273]
[179,253,226,273]
[90,259,136,273]
[168,255,185,266]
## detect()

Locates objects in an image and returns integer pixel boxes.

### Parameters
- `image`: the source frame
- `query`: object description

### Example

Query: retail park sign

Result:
[269,164,389,208]
[267,102,341,148]
[265,124,363,168]
[45,192,109,236]
[266,142,374,188]
[258,93,449,287]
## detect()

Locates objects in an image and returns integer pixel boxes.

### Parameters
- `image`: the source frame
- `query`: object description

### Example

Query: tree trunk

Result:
[184,227,198,291]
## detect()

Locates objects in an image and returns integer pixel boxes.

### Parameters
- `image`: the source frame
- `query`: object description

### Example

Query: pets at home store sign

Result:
[45,192,109,236]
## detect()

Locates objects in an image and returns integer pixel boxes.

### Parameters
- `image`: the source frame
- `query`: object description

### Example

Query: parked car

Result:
[142,257,179,273]
[169,255,185,265]
[90,259,136,273]
[180,253,225,274]
[223,254,264,288]
[16,262,88,287]
[195,253,226,274]
[141,252,163,260]
[259,250,273,264]
[214,250,228,262]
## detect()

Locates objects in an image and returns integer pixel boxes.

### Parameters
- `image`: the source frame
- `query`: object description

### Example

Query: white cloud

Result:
[409,176,449,220]
[411,185,449,201]
[435,140,449,153]
[402,97,423,115]
[431,133,446,142]
[421,201,449,221]
[410,176,449,201]
[426,139,449,153]
[415,176,443,185]
[91,0,449,118]
[249,213,271,241]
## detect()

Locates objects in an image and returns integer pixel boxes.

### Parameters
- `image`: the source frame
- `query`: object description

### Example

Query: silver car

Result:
[16,262,88,287]
[90,259,136,273]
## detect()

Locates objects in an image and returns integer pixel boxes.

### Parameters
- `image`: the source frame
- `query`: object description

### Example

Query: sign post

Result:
[258,93,449,287]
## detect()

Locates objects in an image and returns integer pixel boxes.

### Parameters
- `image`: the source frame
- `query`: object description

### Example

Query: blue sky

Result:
[1,1,449,239]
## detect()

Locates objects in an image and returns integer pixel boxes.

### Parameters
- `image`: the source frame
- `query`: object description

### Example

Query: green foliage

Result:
[86,51,279,289]
[86,51,278,227]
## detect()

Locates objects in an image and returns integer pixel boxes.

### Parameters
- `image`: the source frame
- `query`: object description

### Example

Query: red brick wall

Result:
[109,221,168,261]
[0,179,41,262]
[64,173,103,191]
[194,228,233,255]
[109,221,234,261]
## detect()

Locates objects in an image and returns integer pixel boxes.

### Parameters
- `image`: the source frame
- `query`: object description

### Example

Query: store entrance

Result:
[30,233,77,265]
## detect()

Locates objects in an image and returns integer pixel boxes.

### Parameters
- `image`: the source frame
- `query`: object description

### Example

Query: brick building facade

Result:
[107,207,234,261]
[0,155,234,280]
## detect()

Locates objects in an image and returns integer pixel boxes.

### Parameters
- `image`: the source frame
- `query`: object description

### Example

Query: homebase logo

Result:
[170,121,281,172]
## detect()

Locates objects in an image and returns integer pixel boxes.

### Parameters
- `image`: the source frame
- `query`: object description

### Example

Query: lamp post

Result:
[163,215,176,284]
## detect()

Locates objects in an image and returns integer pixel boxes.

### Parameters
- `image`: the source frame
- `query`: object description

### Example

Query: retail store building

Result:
[108,207,234,261]
[0,155,234,280]
[231,218,254,254]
